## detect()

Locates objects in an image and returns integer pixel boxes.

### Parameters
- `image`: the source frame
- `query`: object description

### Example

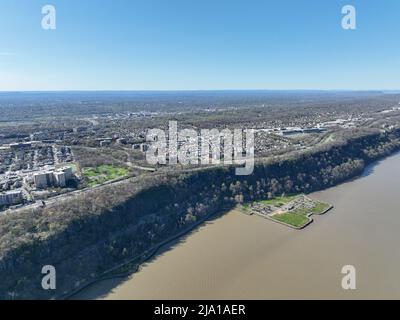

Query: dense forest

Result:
[1,128,400,299]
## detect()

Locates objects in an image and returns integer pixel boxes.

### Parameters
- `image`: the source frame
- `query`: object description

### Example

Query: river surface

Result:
[75,152,400,299]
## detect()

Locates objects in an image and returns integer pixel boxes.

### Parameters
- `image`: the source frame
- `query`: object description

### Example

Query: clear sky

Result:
[0,0,399,91]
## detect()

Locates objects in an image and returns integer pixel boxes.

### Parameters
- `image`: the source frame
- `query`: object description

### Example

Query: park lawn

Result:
[272,212,310,228]
[83,164,128,187]
[311,201,332,215]
[259,195,297,207]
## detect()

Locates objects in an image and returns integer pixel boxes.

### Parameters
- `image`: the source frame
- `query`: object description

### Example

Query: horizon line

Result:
[0,89,398,94]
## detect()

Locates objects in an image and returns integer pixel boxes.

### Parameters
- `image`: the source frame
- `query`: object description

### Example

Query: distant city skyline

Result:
[1,0,399,91]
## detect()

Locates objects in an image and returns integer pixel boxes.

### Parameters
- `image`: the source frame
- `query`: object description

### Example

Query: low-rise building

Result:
[100,140,112,147]
[30,132,47,141]
[73,127,87,133]
[9,142,32,150]
[132,143,150,152]
[117,138,127,144]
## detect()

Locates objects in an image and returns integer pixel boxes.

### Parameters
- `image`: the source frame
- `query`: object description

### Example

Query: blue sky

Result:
[0,0,399,91]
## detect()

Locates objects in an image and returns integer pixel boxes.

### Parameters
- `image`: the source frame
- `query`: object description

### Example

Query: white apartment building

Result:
[0,190,23,206]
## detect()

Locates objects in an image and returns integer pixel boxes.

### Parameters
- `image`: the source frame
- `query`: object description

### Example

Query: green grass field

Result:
[83,165,128,187]
[259,195,297,207]
[310,201,332,215]
[272,213,310,228]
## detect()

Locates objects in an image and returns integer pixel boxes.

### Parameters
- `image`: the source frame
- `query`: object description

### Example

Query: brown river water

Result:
[75,152,400,299]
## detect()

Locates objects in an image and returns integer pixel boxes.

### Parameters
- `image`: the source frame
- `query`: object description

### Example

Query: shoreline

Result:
[67,150,399,300]
[63,206,230,300]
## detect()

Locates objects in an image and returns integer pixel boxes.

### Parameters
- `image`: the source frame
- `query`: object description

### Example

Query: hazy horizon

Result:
[0,89,397,94]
